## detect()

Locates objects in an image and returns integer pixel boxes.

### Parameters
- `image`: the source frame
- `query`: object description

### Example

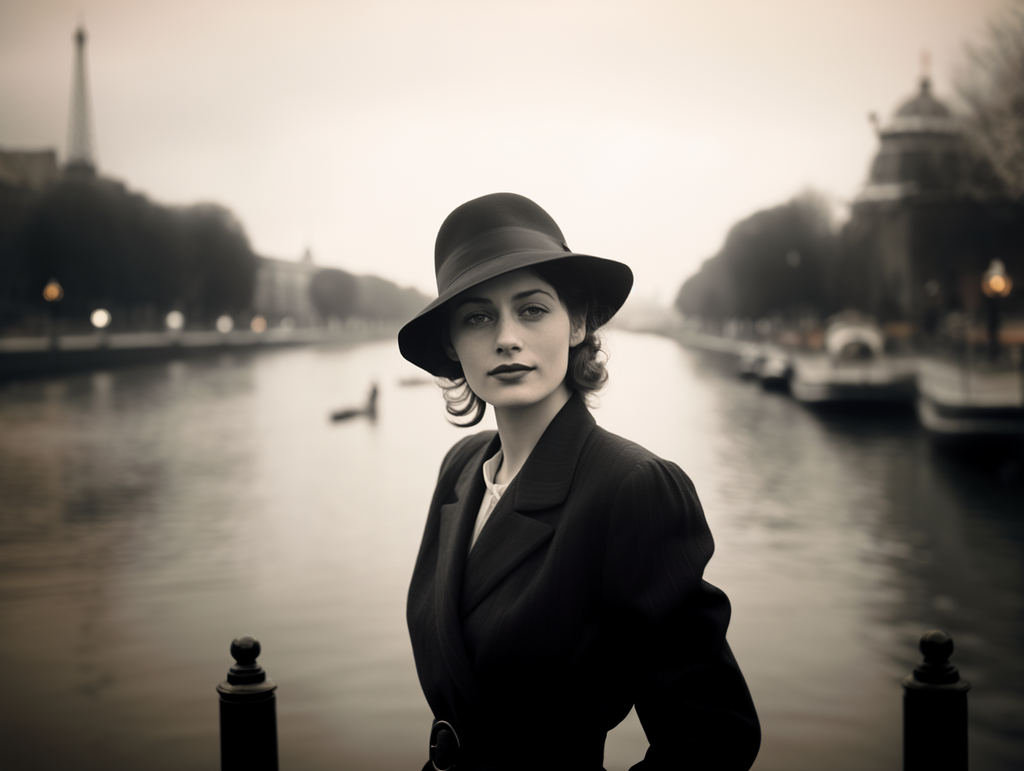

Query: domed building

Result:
[858,76,964,203]
[836,75,1023,338]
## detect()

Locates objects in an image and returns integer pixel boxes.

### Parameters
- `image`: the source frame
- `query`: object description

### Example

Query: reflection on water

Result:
[0,333,1021,770]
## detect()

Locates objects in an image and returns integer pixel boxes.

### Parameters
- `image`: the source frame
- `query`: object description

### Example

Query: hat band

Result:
[437,226,567,294]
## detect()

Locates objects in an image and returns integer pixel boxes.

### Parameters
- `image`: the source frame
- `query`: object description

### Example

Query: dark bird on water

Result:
[331,383,378,422]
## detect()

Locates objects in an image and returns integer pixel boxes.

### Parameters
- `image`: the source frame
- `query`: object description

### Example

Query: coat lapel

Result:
[433,432,497,717]
[460,394,597,617]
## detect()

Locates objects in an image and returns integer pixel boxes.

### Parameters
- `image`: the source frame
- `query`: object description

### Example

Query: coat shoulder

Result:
[584,426,696,492]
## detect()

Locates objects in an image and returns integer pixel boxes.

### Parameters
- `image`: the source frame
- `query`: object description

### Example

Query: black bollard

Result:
[217,635,279,771]
[903,630,970,771]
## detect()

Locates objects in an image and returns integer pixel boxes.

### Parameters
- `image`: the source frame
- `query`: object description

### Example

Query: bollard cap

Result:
[913,630,960,685]
[227,635,267,685]
[217,635,277,700]
[231,635,261,669]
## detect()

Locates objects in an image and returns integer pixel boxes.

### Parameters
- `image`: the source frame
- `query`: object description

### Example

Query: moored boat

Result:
[789,313,917,405]
[916,357,1024,436]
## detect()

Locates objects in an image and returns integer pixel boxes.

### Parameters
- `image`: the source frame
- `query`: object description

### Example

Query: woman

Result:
[398,193,759,771]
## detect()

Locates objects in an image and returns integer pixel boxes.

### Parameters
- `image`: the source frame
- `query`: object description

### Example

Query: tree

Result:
[957,0,1024,199]
[351,274,430,322]
[675,190,839,322]
[310,268,359,321]
[179,203,258,319]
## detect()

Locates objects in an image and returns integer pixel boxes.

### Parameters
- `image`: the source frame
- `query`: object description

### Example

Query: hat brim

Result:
[398,250,633,376]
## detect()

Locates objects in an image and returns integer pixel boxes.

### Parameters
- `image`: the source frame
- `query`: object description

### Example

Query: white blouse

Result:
[469,449,509,552]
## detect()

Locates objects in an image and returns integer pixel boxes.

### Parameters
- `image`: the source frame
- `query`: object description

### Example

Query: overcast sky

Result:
[0,0,1012,304]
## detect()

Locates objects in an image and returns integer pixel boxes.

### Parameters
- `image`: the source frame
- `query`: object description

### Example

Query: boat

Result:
[789,314,916,405]
[736,344,767,379]
[758,348,793,391]
[916,357,1024,437]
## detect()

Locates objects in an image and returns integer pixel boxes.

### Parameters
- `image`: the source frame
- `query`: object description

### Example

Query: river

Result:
[0,330,1021,770]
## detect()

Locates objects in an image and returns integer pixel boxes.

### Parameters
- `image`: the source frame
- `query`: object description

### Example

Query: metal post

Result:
[903,630,970,771]
[217,635,279,771]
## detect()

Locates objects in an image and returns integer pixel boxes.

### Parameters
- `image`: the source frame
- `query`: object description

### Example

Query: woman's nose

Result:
[495,316,522,353]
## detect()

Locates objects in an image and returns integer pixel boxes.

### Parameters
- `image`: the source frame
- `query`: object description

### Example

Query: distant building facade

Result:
[252,249,320,326]
[837,77,1023,332]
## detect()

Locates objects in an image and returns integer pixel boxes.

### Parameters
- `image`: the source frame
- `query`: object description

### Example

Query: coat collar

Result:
[507,391,597,513]
[460,393,596,614]
[431,394,598,719]
[433,433,496,717]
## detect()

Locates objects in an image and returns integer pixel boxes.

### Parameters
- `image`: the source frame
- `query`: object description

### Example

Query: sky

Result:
[0,0,1013,305]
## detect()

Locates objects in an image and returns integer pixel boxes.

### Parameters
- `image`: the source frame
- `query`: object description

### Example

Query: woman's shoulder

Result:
[583,425,697,495]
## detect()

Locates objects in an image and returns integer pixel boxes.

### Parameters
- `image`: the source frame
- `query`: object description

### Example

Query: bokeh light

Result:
[165,310,185,330]
[42,281,63,302]
[250,315,267,333]
[981,259,1014,298]
[215,315,234,333]
[90,309,111,329]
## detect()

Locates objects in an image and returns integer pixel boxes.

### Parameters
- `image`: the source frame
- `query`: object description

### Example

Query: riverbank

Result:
[0,323,400,380]
[651,323,1024,442]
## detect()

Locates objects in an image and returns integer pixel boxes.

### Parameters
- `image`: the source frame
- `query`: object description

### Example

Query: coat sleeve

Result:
[603,456,760,771]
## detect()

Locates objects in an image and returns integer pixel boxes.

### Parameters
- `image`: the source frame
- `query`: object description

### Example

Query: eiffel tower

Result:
[66,25,97,177]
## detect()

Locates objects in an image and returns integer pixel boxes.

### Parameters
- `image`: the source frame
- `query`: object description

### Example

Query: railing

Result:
[217,629,971,771]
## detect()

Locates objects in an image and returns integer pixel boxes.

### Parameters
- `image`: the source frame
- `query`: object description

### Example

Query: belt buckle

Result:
[429,720,460,771]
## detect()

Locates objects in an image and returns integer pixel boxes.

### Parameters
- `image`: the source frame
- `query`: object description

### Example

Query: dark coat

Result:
[407,395,760,770]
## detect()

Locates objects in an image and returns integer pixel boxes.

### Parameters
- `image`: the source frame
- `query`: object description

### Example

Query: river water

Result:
[0,330,1021,771]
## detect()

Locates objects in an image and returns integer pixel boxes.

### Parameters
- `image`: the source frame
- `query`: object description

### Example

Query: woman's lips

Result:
[489,365,534,381]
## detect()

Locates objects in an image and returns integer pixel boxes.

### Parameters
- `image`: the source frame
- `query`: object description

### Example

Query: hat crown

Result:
[434,193,567,289]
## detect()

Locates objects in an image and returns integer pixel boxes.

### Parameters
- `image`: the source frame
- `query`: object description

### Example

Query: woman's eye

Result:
[521,306,547,319]
[465,312,490,326]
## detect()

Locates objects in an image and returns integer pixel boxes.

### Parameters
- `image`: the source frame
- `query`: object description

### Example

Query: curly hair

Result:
[435,259,613,427]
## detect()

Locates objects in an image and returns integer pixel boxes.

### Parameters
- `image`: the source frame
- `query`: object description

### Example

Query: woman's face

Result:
[447,268,584,414]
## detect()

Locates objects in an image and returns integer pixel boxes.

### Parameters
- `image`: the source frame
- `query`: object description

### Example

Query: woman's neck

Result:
[492,386,572,486]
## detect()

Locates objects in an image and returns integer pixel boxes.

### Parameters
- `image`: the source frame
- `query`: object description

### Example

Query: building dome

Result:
[857,76,965,203]
[887,76,959,134]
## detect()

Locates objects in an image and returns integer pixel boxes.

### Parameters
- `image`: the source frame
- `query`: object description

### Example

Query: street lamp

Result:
[42,279,63,349]
[981,259,1013,361]
[981,259,1013,299]
[42,280,64,302]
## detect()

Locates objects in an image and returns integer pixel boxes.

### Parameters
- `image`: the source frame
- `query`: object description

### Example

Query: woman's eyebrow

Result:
[454,288,553,309]
[512,289,554,301]
[453,295,493,309]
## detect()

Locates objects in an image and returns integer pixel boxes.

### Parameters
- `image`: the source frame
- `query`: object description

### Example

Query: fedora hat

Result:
[398,193,633,376]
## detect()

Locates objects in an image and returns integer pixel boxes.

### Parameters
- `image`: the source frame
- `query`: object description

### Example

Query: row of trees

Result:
[675,191,839,323]
[0,175,429,332]
[1,176,257,326]
[309,268,427,323]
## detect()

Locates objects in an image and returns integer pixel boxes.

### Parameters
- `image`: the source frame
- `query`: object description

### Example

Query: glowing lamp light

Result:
[250,315,267,333]
[90,308,112,329]
[42,280,64,302]
[216,315,234,333]
[981,259,1013,298]
[165,310,185,330]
